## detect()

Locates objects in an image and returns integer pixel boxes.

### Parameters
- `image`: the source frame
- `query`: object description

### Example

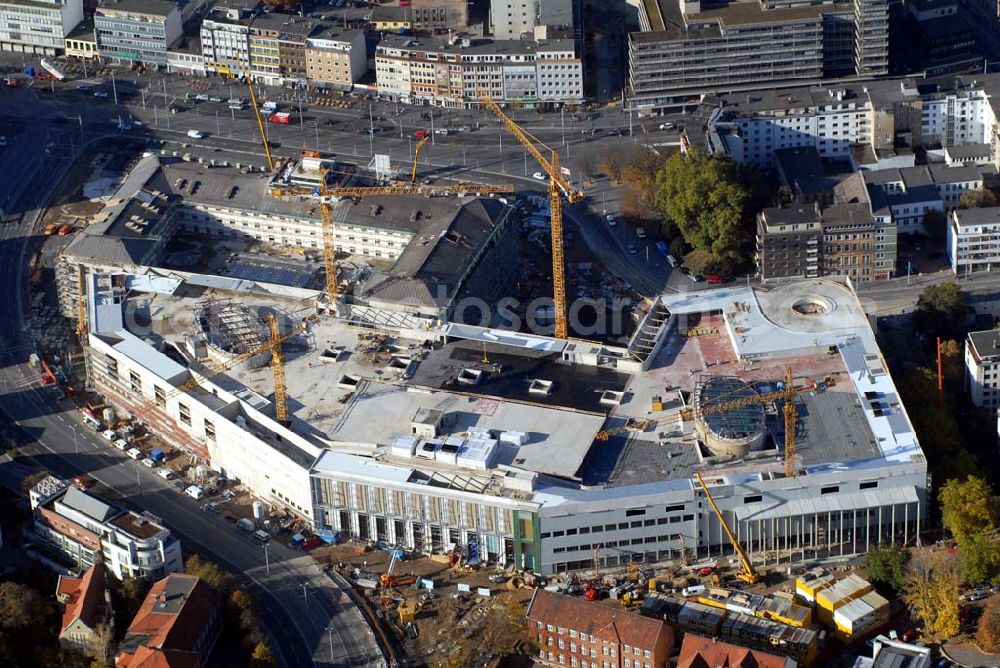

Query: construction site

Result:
[20,91,929,666]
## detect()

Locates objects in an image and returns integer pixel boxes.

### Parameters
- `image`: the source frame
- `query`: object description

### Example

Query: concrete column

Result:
[866,507,870,552]
[878,505,883,545]
[840,511,844,556]
[905,503,909,546]
[892,504,897,545]
[853,508,858,555]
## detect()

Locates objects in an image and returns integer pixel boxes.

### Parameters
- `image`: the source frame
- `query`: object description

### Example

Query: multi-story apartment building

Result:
[628,0,888,112]
[94,0,182,67]
[757,201,893,282]
[966,329,1000,410]
[200,0,255,78]
[863,163,988,232]
[64,18,98,60]
[247,13,281,83]
[373,0,469,32]
[0,0,83,56]
[30,477,183,581]
[491,0,536,38]
[305,27,366,89]
[947,206,1000,276]
[702,74,1000,171]
[527,589,674,668]
[376,35,582,107]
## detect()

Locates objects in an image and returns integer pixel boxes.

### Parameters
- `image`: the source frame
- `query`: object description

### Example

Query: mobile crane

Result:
[695,471,759,585]
[411,136,430,183]
[479,94,583,339]
[595,367,802,478]
[246,76,275,172]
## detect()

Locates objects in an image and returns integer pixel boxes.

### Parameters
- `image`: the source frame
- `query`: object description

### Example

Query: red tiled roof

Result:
[116,574,220,668]
[526,589,669,649]
[678,634,793,668]
[59,563,109,635]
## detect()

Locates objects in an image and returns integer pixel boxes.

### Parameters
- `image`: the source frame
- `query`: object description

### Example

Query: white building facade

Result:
[0,0,83,55]
[948,207,1000,275]
[966,329,1000,411]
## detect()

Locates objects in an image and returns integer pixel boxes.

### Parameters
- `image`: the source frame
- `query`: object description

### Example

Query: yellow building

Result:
[65,19,100,61]
[305,27,366,90]
[371,5,412,32]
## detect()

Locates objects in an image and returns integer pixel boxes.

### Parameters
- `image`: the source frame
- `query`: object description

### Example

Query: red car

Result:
[698,566,715,576]
[413,130,428,139]
[302,536,322,550]
[72,475,93,490]
[706,274,725,284]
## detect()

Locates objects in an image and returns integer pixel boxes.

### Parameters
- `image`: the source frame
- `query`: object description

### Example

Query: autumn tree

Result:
[185,555,232,594]
[116,577,148,621]
[21,469,50,495]
[866,543,910,597]
[655,148,747,260]
[940,475,999,543]
[250,641,276,668]
[979,595,1000,651]
[600,151,625,184]
[905,552,961,639]
[620,145,666,214]
[960,532,1000,584]
[960,189,999,209]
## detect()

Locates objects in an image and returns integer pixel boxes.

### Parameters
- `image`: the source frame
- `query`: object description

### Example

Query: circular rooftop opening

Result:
[791,294,834,316]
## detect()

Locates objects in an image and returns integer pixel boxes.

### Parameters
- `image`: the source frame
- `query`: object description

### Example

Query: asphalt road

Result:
[0,127,385,668]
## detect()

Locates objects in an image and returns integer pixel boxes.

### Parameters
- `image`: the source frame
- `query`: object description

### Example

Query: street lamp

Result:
[325,626,335,660]
[261,542,270,575]
[300,582,308,604]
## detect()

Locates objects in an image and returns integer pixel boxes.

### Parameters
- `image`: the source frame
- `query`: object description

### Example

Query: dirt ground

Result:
[313,543,536,666]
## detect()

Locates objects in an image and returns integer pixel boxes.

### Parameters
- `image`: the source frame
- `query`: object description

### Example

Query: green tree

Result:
[0,582,49,630]
[913,282,967,339]
[185,555,232,594]
[898,366,976,481]
[940,475,999,543]
[923,210,948,241]
[959,532,1000,584]
[655,149,747,259]
[250,641,276,668]
[866,543,910,597]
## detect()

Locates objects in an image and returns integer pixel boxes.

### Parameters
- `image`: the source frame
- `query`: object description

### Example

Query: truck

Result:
[269,112,292,124]
[260,100,278,114]
[40,58,66,82]
[236,517,255,532]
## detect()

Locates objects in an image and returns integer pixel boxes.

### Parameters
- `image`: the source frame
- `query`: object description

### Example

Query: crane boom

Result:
[246,76,274,172]
[694,472,759,584]
[479,93,582,339]
[411,136,429,183]
[266,314,289,424]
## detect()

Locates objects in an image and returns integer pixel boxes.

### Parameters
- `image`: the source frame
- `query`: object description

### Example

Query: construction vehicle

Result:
[479,94,584,340]
[620,591,642,608]
[596,367,802,478]
[695,472,759,585]
[411,135,429,183]
[245,76,274,171]
[380,547,401,588]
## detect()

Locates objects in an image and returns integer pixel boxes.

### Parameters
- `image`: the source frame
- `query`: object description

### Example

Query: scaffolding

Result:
[195,301,267,356]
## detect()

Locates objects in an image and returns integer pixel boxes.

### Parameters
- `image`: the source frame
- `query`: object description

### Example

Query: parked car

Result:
[435,128,449,135]
[659,122,675,130]
[93,91,109,99]
[636,227,647,239]
[126,447,143,460]
[157,468,174,480]
[101,429,117,441]
[413,130,428,139]
[185,485,205,500]
[252,530,271,543]
[114,438,129,451]
[141,457,157,468]
[532,172,547,181]
[706,274,725,284]
[605,213,618,227]
[627,245,637,255]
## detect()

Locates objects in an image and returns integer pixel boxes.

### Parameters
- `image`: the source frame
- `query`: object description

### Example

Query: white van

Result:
[142,457,157,468]
[114,438,129,451]
[666,254,679,268]
[157,468,174,480]
[252,530,271,543]
[682,584,706,597]
[102,429,117,441]
[83,415,101,431]
[186,129,205,139]
[185,485,205,500]
[126,447,143,460]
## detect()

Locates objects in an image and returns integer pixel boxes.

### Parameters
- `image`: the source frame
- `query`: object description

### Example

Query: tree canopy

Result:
[979,595,1000,651]
[913,282,967,340]
[905,552,961,639]
[940,475,999,543]
[655,149,747,259]
[185,555,232,594]
[866,543,910,597]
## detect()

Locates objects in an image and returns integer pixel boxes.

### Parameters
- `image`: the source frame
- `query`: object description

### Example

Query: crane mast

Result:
[479,94,582,339]
[266,314,289,425]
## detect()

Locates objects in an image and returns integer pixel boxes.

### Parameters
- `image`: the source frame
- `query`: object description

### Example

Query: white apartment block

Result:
[376,35,582,108]
[948,206,1000,276]
[967,329,1000,411]
[491,0,535,39]
[0,0,83,55]
[200,4,253,78]
[305,28,366,90]
[863,163,987,234]
[705,75,1000,171]
[30,477,183,581]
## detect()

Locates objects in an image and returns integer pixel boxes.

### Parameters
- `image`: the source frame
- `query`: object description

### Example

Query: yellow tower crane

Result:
[76,269,87,336]
[596,367,802,478]
[266,314,289,425]
[135,315,314,420]
[246,76,275,172]
[695,472,760,584]
[479,94,584,339]
[411,136,430,184]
